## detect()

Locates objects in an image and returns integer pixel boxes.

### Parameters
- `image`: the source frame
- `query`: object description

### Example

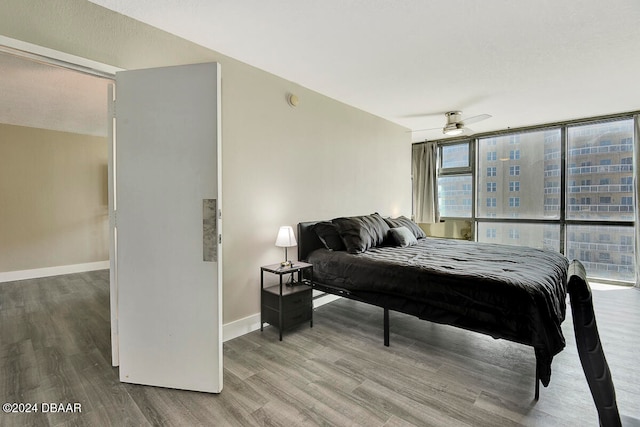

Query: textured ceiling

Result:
[0,51,112,137]
[2,1,639,141]
[87,0,640,141]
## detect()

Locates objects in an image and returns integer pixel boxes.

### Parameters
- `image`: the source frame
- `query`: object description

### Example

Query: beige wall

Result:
[0,0,411,324]
[0,124,108,271]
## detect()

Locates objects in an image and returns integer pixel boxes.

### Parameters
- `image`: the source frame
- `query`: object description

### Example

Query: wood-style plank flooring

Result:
[1,270,639,426]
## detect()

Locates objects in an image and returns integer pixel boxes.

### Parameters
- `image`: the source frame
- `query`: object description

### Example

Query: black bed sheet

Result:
[307,237,569,385]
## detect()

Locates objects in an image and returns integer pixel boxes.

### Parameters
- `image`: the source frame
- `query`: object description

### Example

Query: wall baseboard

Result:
[222,293,341,342]
[0,261,110,283]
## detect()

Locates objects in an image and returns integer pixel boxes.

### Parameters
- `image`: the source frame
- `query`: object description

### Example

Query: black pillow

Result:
[384,216,426,239]
[388,226,418,247]
[333,213,390,254]
[311,221,345,251]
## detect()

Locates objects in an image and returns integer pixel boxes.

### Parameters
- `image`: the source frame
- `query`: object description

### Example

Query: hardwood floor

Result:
[1,270,638,426]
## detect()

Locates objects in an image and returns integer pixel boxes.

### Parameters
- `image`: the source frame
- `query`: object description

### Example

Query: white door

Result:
[111,62,222,393]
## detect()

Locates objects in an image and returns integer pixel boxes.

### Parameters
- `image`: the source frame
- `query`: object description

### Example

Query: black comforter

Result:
[308,237,569,385]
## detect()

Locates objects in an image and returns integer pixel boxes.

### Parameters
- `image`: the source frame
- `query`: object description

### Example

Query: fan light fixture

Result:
[443,124,464,136]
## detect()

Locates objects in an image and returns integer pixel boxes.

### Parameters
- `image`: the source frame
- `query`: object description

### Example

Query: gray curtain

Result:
[412,142,439,224]
[635,115,639,287]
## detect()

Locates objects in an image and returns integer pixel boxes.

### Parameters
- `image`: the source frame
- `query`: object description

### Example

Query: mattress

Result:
[307,237,569,385]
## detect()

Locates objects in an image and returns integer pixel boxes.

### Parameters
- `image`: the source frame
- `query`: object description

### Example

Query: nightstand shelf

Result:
[260,262,313,341]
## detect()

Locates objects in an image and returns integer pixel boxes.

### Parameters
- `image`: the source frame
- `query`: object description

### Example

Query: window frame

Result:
[437,139,475,220]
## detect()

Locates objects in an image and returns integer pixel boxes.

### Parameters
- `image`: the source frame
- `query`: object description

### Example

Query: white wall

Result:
[223,61,411,321]
[0,0,412,326]
[0,124,109,273]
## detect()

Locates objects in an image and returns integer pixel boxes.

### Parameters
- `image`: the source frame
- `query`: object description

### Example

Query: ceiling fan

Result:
[413,111,492,136]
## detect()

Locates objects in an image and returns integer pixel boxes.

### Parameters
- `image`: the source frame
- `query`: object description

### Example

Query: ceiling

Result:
[2,1,639,141]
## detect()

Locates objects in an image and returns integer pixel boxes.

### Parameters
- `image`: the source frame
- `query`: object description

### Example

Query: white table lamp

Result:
[275,226,297,267]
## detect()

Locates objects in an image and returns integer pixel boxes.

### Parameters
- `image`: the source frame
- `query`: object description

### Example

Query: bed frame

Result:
[298,220,551,399]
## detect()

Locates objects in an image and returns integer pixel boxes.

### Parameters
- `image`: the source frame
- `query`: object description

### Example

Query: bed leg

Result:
[383,308,389,347]
[534,364,540,400]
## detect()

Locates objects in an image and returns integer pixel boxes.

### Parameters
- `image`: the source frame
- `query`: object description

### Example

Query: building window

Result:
[508,229,520,239]
[509,197,520,207]
[509,150,520,160]
[509,165,520,176]
[487,151,497,161]
[487,167,497,177]
[487,182,497,192]
[487,197,497,207]
[486,228,497,238]
[622,196,633,205]
[509,181,520,192]
[621,235,633,245]
[599,196,612,204]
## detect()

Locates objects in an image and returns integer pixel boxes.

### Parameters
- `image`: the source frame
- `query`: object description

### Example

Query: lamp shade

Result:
[275,226,297,248]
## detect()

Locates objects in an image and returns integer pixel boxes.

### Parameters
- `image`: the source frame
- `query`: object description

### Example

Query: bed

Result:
[297,213,569,398]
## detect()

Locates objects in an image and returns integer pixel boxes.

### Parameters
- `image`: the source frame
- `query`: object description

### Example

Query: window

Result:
[438,176,472,218]
[621,255,633,266]
[621,235,633,246]
[565,119,635,282]
[478,130,561,220]
[437,142,472,218]
[442,144,470,168]
[429,117,635,283]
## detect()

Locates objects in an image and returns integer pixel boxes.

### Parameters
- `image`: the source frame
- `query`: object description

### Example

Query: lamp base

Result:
[280,260,292,267]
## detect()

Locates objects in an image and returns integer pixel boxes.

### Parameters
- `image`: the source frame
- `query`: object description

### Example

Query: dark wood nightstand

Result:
[260,262,313,341]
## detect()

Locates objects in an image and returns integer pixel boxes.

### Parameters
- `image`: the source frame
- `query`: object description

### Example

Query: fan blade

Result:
[409,126,441,133]
[461,114,491,125]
